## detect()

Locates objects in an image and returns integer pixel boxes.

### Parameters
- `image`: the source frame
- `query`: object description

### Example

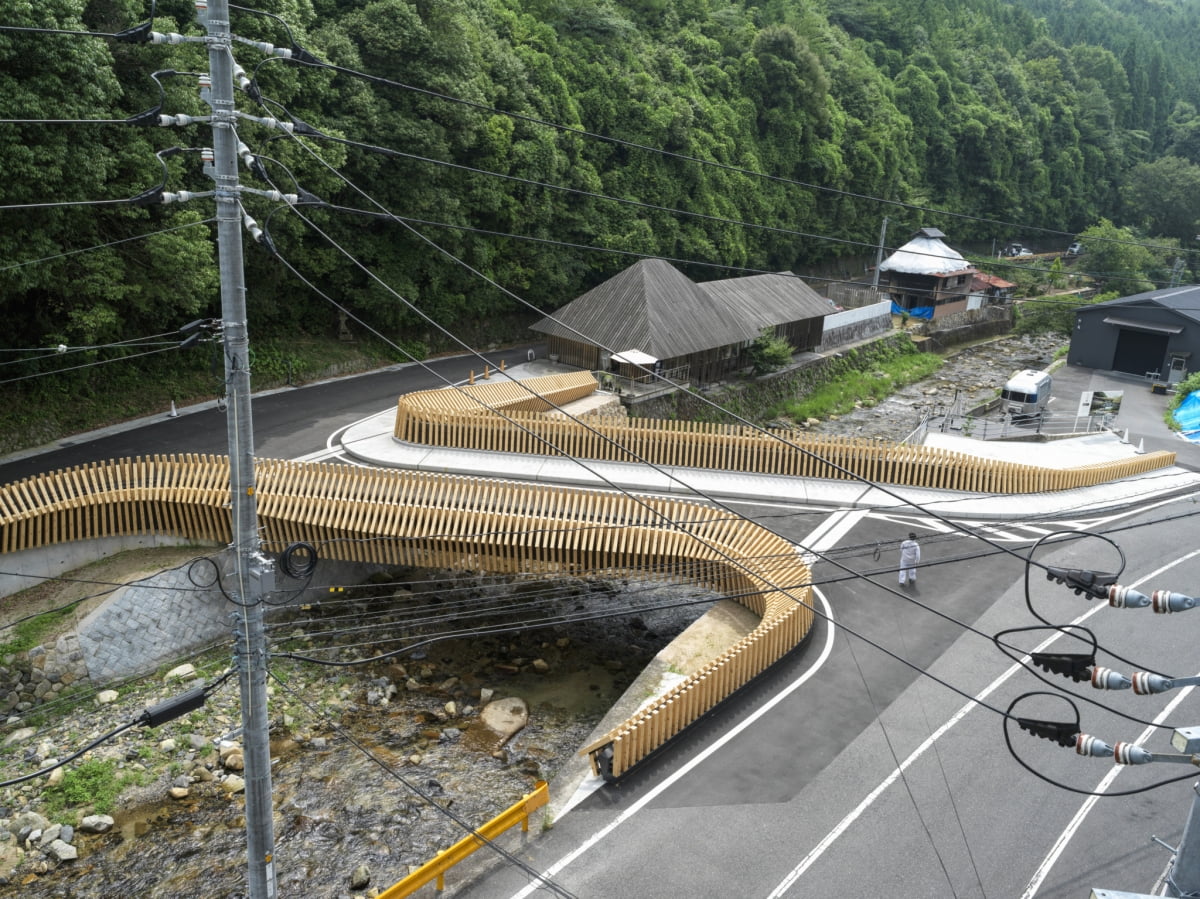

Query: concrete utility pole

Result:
[201,1,278,896]
[871,216,889,290]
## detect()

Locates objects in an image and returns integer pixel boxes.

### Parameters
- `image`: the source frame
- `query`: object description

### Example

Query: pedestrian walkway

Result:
[341,360,1200,521]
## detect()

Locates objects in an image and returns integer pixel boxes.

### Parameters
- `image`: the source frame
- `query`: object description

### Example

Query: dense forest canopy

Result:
[3,0,1200,385]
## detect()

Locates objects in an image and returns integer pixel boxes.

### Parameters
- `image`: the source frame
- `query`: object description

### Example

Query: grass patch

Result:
[0,606,78,657]
[43,758,149,818]
[773,352,944,422]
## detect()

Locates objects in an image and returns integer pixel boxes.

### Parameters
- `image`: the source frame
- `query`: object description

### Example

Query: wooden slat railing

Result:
[394,405,1176,493]
[0,456,812,779]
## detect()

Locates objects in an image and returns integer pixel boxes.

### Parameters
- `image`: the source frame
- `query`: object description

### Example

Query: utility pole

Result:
[202,1,277,895]
[871,216,889,290]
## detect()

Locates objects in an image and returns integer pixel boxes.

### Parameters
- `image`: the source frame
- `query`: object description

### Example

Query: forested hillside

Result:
[3,0,1200,408]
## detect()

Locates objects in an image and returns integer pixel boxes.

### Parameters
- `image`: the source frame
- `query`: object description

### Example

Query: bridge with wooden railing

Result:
[0,454,813,779]
[0,370,1180,778]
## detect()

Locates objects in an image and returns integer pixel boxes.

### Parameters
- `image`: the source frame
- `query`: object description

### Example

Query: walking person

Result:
[899,532,920,587]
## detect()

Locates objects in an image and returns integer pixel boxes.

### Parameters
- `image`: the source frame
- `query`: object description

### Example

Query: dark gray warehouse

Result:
[1067,285,1200,386]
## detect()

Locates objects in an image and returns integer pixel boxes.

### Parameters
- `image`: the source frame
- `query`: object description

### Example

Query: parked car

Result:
[1066,241,1084,256]
[1001,243,1033,258]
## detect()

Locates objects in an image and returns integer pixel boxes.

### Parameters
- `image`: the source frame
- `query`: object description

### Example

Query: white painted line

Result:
[507,510,858,899]
[1019,547,1200,897]
[767,547,1200,898]
[1020,683,1195,898]
[509,584,837,899]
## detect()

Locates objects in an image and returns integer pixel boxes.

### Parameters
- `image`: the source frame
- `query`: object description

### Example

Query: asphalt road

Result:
[0,343,544,483]
[448,500,1200,899]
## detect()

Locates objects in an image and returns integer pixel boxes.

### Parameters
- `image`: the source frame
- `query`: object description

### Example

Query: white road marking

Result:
[1020,684,1195,898]
[768,547,1200,898]
[506,509,862,899]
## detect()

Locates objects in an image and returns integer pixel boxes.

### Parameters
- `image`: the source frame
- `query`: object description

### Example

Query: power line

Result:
[0,24,117,39]
[0,343,188,386]
[257,129,1140,579]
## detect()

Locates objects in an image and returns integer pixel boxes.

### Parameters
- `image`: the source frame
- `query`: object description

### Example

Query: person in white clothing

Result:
[899,532,920,587]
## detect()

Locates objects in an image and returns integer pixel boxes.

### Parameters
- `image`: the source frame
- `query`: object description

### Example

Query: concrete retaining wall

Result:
[0,535,204,599]
[818,301,893,350]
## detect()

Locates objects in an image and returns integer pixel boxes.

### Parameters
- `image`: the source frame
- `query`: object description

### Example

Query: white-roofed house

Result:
[878,227,979,320]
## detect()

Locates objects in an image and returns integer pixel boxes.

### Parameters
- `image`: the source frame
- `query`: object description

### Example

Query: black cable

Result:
[0,720,141,788]
[256,239,1188,730]
[0,343,186,386]
[0,24,116,38]
[307,203,1183,309]
[0,669,235,789]
[260,137,1132,584]
[1002,692,1198,797]
[0,217,215,276]
[258,90,1173,295]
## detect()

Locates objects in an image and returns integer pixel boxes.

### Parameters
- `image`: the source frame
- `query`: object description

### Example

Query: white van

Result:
[1001,369,1052,417]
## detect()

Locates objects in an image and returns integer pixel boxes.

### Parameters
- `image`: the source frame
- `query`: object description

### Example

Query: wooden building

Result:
[879,227,978,320]
[530,259,833,384]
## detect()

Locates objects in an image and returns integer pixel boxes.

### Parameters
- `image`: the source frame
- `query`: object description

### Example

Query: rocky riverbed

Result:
[0,570,715,897]
[805,332,1069,442]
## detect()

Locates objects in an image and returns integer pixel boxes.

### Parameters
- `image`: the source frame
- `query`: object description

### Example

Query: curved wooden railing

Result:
[394,372,1177,493]
[0,455,812,779]
[1,373,1180,778]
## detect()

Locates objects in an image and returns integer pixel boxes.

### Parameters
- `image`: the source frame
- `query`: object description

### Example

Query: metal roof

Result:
[880,230,972,276]
[1101,316,1184,335]
[697,272,833,328]
[530,259,827,357]
[1080,285,1200,326]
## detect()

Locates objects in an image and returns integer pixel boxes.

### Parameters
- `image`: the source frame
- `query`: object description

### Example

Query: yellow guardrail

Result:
[377,780,549,897]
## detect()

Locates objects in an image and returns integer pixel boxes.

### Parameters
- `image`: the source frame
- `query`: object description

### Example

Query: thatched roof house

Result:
[879,227,978,320]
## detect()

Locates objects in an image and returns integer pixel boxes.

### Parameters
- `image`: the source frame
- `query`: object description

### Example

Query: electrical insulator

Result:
[1076,733,1113,757]
[1090,666,1132,690]
[201,148,214,166]
[1131,672,1172,695]
[1153,590,1198,613]
[1113,742,1154,765]
[1107,585,1150,608]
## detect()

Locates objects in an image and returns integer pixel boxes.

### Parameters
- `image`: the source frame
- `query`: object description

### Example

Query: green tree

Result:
[1077,219,1158,293]
[746,328,793,375]
[1122,156,1200,241]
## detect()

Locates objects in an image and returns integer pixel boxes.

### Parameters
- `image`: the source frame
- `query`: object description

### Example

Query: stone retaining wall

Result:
[0,555,393,710]
[0,635,89,716]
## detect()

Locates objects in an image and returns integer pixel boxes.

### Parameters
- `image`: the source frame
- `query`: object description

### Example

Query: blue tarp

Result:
[890,301,934,320]
[1174,390,1200,442]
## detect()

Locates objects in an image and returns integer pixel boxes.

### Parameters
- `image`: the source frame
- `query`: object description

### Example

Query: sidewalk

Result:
[341,361,1200,521]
